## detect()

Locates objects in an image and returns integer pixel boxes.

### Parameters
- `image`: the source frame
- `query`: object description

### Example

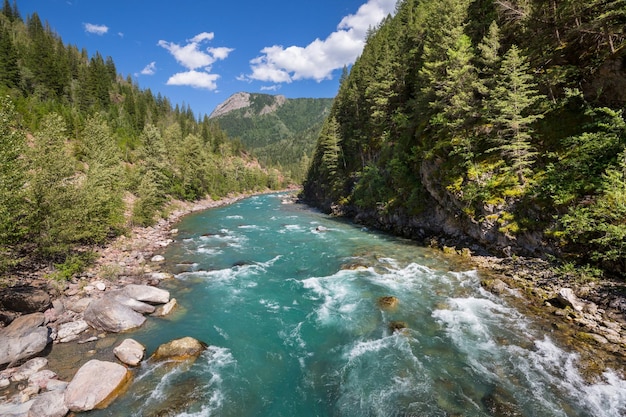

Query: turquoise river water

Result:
[83,193,626,417]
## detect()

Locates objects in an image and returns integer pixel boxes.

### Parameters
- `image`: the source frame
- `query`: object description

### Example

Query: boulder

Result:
[28,369,58,390]
[377,296,399,310]
[113,338,145,366]
[66,297,92,313]
[64,359,131,412]
[28,390,68,417]
[123,284,170,304]
[57,320,89,343]
[151,255,165,263]
[83,297,146,333]
[0,400,34,417]
[108,291,156,314]
[150,337,207,361]
[11,357,48,382]
[557,288,585,312]
[0,313,50,367]
[0,286,51,314]
[152,298,177,317]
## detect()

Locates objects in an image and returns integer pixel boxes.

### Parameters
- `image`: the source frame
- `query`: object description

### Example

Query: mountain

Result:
[210,92,333,182]
[303,0,626,277]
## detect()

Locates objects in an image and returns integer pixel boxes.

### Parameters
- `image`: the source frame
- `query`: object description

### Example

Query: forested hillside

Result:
[0,2,283,276]
[210,92,333,182]
[303,0,626,276]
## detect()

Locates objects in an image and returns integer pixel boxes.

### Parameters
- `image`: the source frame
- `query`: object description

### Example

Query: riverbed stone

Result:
[113,338,145,366]
[57,320,89,343]
[377,296,399,310]
[64,359,131,412]
[150,337,207,361]
[83,297,146,333]
[0,313,50,367]
[123,284,170,304]
[0,399,34,417]
[109,291,156,314]
[27,369,57,390]
[28,390,68,417]
[557,288,585,312]
[11,358,48,382]
[151,298,177,317]
[151,255,165,263]
[66,297,92,313]
[0,286,51,314]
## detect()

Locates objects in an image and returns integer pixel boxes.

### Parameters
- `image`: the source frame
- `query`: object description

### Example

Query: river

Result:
[83,193,626,417]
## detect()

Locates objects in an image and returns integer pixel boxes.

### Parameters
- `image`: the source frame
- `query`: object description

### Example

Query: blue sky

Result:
[18,0,398,117]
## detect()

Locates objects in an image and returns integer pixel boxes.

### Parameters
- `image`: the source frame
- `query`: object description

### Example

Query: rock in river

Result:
[64,359,131,412]
[113,338,145,366]
[123,284,170,304]
[83,296,146,333]
[150,337,207,361]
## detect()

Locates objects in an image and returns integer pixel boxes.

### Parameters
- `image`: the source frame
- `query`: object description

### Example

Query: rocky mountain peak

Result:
[209,92,251,119]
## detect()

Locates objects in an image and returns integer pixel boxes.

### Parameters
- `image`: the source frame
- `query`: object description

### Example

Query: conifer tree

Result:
[28,114,79,256]
[489,45,543,185]
[0,97,26,259]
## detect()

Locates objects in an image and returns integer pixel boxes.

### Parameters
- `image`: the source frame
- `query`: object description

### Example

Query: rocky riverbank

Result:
[0,192,268,415]
[471,254,626,380]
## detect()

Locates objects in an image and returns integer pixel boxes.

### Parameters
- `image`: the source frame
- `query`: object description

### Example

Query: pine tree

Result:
[0,25,20,89]
[0,96,26,259]
[27,113,79,256]
[489,45,544,185]
[75,116,124,242]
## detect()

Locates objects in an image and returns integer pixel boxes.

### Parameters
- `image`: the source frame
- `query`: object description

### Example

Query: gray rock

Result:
[0,286,51,314]
[64,359,131,412]
[151,255,165,262]
[28,390,69,417]
[113,338,145,366]
[557,288,586,312]
[12,357,48,382]
[28,369,57,390]
[0,313,50,367]
[109,291,156,314]
[57,320,89,343]
[83,297,146,333]
[152,298,177,317]
[66,297,92,314]
[0,399,34,417]
[123,284,170,304]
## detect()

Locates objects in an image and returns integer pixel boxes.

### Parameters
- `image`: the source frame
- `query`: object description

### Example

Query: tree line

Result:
[0,1,284,276]
[303,0,626,275]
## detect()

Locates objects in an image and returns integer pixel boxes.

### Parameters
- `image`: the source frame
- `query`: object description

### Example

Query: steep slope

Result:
[303,0,626,276]
[210,93,333,182]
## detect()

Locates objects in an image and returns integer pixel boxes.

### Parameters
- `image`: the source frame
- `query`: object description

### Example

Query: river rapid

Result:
[83,193,626,417]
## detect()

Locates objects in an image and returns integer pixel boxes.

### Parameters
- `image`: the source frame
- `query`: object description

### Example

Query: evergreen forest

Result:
[0,2,283,276]
[303,0,626,277]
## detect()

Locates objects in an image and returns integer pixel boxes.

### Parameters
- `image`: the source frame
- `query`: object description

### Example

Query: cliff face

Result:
[302,0,626,272]
[209,92,252,119]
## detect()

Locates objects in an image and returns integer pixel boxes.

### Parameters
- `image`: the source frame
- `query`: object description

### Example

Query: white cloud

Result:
[247,0,397,83]
[158,33,233,71]
[166,70,220,90]
[158,32,233,90]
[83,23,109,35]
[140,62,157,76]
[260,84,281,92]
